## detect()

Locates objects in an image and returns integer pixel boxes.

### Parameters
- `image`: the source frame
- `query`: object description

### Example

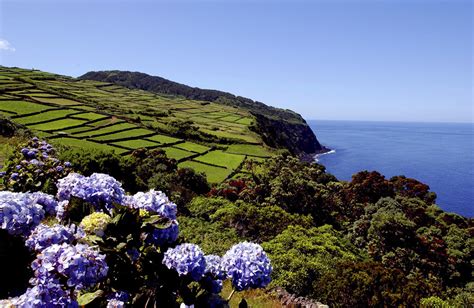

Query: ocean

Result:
[308,120,473,217]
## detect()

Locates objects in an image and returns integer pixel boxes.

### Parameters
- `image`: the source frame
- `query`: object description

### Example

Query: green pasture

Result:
[178,160,231,183]
[0,100,53,115]
[225,144,273,157]
[162,147,195,160]
[73,122,137,137]
[145,134,181,145]
[195,150,245,169]
[111,139,160,149]
[91,128,154,141]
[71,112,108,121]
[174,142,210,153]
[29,118,86,131]
[14,109,80,125]
[51,137,128,154]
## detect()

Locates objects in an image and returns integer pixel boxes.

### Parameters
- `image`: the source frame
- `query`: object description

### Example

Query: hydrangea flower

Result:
[162,243,206,281]
[26,223,84,252]
[0,191,45,236]
[29,191,59,216]
[200,276,223,294]
[57,173,125,212]
[221,242,272,291]
[142,220,179,246]
[80,212,112,237]
[31,243,108,290]
[6,278,78,308]
[107,291,129,308]
[124,189,177,220]
[204,255,225,279]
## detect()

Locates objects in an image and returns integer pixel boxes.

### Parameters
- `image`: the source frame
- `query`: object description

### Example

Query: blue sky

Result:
[0,0,472,122]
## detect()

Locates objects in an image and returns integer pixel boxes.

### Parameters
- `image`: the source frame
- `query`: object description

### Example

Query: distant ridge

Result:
[79,70,326,155]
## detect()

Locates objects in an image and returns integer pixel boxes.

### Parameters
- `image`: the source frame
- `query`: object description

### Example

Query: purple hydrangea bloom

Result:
[8,278,78,307]
[107,291,129,307]
[57,173,125,212]
[0,171,5,177]
[31,243,108,290]
[204,255,225,279]
[124,189,177,219]
[200,276,223,294]
[29,191,59,216]
[221,242,272,291]
[0,191,45,236]
[26,224,84,252]
[162,243,206,281]
[56,166,64,172]
[10,172,19,180]
[64,161,72,168]
[126,248,140,262]
[142,220,179,246]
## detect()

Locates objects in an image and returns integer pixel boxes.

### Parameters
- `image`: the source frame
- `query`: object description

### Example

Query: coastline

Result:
[300,146,333,163]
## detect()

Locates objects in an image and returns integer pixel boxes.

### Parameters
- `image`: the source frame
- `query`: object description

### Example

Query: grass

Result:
[195,150,245,169]
[0,100,53,114]
[71,112,108,121]
[174,142,210,153]
[145,134,181,145]
[73,122,137,137]
[178,161,231,183]
[111,139,160,149]
[162,147,195,160]
[92,128,154,141]
[51,138,128,154]
[226,144,273,157]
[0,67,278,183]
[14,109,80,125]
[31,97,82,106]
[29,118,86,131]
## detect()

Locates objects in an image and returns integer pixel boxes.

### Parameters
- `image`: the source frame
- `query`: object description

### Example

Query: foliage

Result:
[262,225,362,297]
[0,138,72,194]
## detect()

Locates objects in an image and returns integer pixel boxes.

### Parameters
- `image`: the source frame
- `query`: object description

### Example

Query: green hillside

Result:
[0,66,278,183]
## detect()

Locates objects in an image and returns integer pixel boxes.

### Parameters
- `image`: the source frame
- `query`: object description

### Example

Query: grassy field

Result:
[0,66,274,183]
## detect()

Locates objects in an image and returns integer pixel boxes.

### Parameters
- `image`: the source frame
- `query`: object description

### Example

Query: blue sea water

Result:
[309,120,474,217]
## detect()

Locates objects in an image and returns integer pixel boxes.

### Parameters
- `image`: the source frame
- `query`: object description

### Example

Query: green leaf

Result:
[141,215,172,229]
[77,289,104,306]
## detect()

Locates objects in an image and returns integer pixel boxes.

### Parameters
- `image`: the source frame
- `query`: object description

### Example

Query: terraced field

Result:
[0,66,277,183]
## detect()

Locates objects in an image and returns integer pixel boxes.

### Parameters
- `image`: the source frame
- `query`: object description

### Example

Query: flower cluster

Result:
[142,220,179,246]
[31,243,108,290]
[1,278,78,308]
[106,291,130,308]
[57,173,125,213]
[80,212,112,237]
[29,191,59,216]
[221,242,272,291]
[0,137,72,192]
[124,189,177,220]
[163,243,207,281]
[0,191,45,236]
[26,223,84,252]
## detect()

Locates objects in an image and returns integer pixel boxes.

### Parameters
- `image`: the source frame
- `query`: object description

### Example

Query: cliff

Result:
[79,70,326,155]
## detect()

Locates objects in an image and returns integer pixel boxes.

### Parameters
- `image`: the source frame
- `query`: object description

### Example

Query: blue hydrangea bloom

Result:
[162,243,206,281]
[31,243,108,290]
[57,173,125,212]
[204,255,225,279]
[0,191,45,236]
[107,291,129,308]
[143,220,179,246]
[26,223,84,252]
[200,276,223,294]
[7,278,78,308]
[29,191,59,216]
[124,189,177,219]
[221,242,272,291]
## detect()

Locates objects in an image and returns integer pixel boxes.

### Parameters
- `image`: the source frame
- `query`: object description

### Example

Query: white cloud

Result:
[0,39,15,52]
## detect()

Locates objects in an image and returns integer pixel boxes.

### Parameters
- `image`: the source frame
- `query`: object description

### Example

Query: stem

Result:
[227,289,236,302]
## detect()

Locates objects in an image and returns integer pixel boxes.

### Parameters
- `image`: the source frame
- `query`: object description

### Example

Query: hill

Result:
[79,70,326,155]
[0,66,324,183]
